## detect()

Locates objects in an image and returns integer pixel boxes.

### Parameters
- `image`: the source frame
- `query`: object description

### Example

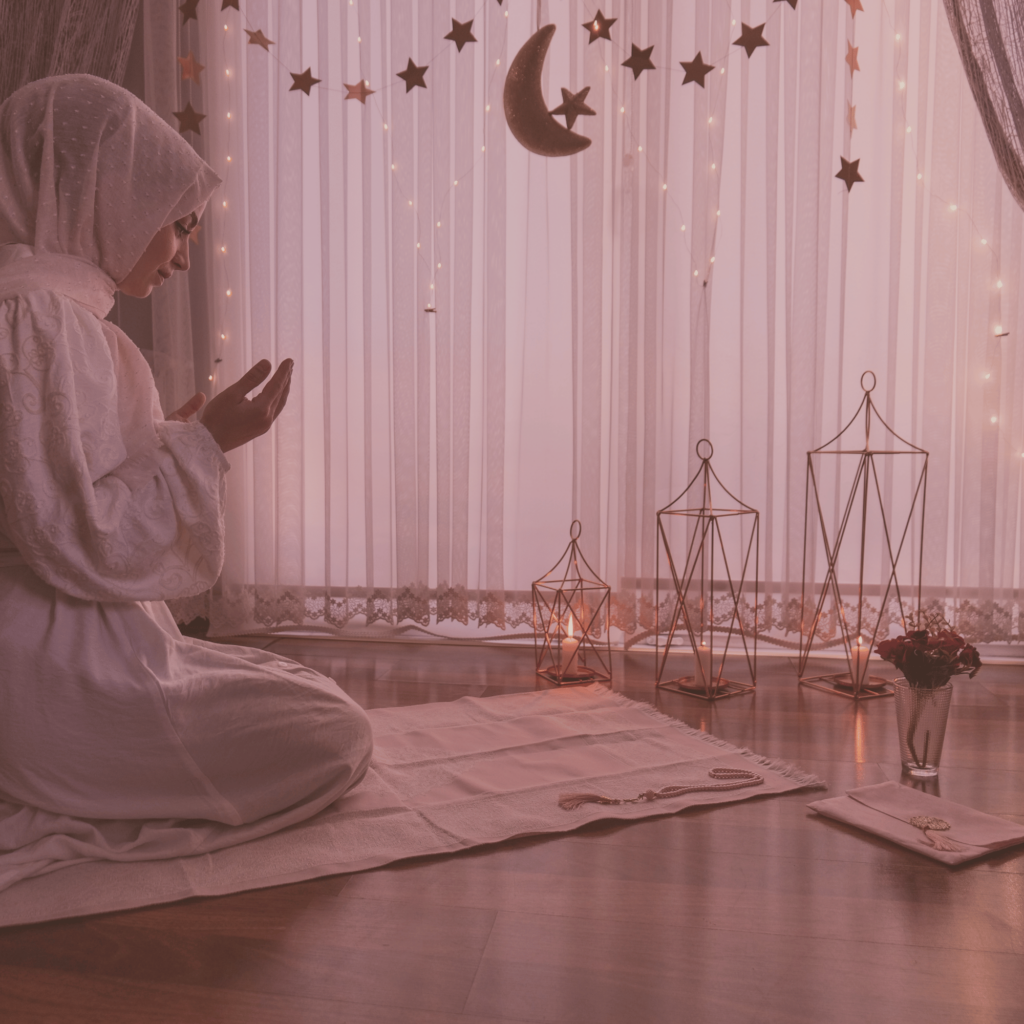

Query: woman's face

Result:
[116,213,198,297]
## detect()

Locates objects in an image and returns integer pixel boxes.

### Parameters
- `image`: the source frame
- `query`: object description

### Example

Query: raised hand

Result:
[199,359,294,453]
[167,392,207,422]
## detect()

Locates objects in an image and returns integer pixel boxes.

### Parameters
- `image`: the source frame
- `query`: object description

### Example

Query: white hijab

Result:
[0,74,221,316]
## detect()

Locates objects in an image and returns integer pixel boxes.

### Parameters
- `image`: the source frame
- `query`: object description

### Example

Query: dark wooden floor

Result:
[0,639,1021,1024]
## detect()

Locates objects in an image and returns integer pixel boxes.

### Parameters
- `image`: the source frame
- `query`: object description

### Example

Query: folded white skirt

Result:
[0,564,373,892]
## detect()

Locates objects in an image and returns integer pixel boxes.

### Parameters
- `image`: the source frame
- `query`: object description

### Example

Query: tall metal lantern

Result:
[533,521,612,685]
[656,440,759,700]
[798,371,928,699]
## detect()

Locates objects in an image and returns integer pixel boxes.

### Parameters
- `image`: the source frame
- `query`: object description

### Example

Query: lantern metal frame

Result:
[532,521,612,686]
[798,372,928,699]
[656,440,759,701]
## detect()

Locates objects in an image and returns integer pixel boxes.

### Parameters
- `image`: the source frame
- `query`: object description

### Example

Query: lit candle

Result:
[562,616,581,676]
[838,634,871,691]
[697,643,713,687]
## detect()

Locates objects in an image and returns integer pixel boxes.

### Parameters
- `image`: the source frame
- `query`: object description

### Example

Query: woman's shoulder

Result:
[0,245,117,320]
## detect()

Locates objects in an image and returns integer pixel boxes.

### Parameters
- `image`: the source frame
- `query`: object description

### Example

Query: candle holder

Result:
[797,372,928,699]
[532,521,612,686]
[656,440,758,701]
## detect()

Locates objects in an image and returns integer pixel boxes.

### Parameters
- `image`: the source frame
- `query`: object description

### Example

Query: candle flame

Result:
[567,616,574,639]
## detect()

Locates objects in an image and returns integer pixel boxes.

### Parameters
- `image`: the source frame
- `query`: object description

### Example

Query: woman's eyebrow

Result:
[184,212,199,231]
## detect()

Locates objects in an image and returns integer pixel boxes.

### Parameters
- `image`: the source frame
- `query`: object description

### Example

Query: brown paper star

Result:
[846,42,860,74]
[848,103,858,131]
[289,68,322,95]
[680,52,715,87]
[836,156,864,192]
[734,23,769,58]
[584,10,616,44]
[397,58,428,92]
[550,86,596,130]
[844,0,864,15]
[222,0,240,9]
[622,44,656,81]
[245,29,274,51]
[173,102,206,135]
[177,51,205,84]
[179,0,200,24]
[344,80,375,104]
[189,222,203,245]
[774,0,797,8]
[445,18,476,52]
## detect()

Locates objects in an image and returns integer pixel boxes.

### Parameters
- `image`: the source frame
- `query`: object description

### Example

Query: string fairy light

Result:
[182,2,1020,461]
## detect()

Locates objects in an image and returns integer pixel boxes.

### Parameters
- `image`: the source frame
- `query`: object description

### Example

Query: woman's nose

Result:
[173,240,190,272]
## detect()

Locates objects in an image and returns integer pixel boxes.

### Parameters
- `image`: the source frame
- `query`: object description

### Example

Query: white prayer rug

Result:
[0,684,824,928]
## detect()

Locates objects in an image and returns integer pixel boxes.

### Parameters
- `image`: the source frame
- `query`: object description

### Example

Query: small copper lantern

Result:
[532,521,612,685]
[656,440,759,700]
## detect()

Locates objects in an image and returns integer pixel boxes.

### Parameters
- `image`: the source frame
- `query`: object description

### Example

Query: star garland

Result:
[177,51,204,84]
[170,1,802,322]
[396,59,429,93]
[621,44,656,81]
[584,11,616,44]
[838,1,865,192]
[445,19,477,53]
[289,69,321,96]
[680,52,715,88]
[171,0,788,128]
[550,87,596,131]
[836,157,864,192]
[733,23,769,59]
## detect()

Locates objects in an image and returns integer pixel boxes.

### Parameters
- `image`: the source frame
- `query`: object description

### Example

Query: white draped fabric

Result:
[156,0,1022,648]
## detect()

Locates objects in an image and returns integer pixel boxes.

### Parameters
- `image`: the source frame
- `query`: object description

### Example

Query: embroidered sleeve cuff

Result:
[156,419,231,475]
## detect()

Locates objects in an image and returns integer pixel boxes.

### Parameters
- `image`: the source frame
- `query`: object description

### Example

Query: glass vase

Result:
[893,677,953,777]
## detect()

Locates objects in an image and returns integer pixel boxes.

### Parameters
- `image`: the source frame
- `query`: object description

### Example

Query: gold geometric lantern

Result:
[798,371,928,699]
[532,521,612,685]
[656,440,759,701]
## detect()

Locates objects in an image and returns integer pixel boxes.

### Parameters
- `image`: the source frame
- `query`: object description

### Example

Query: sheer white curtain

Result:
[154,0,1022,648]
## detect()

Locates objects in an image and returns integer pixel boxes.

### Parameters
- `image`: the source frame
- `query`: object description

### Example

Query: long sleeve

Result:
[0,290,228,602]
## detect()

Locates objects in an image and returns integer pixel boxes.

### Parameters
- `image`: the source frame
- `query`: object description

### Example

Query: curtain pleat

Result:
[922,13,963,597]
[140,1,198,417]
[431,1,452,623]
[481,0,507,626]
[315,0,335,620]
[449,0,474,624]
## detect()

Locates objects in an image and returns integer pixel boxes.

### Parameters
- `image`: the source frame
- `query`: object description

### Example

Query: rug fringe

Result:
[593,685,828,791]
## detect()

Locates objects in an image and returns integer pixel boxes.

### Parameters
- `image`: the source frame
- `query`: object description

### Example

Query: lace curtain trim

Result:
[168,587,1023,646]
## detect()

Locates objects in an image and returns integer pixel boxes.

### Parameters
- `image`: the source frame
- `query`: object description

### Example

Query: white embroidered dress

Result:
[0,76,371,892]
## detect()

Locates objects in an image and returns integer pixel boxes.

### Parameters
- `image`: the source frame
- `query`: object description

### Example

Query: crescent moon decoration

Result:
[503,25,591,157]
